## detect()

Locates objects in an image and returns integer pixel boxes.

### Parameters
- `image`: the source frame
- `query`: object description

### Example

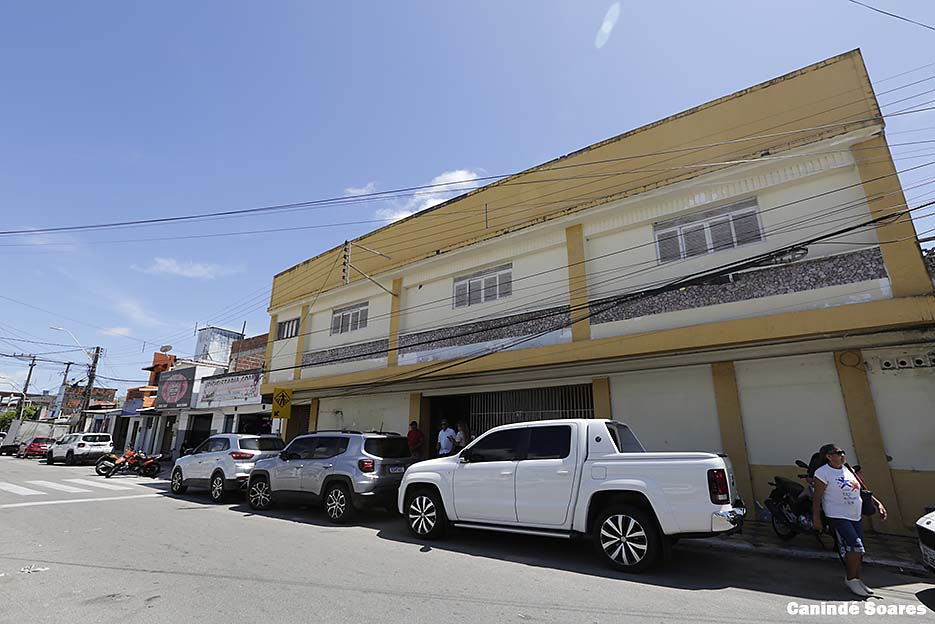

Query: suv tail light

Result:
[77,442,86,448]
[358,459,375,473]
[230,451,255,461]
[708,469,730,504]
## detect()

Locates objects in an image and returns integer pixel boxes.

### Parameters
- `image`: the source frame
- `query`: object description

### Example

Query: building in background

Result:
[113,352,176,450]
[261,50,935,535]
[194,326,245,365]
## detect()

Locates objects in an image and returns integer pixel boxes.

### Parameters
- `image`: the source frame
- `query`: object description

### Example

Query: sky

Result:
[1,1,933,397]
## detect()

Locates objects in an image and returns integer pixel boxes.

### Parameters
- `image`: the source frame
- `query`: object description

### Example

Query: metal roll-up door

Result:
[469,383,593,435]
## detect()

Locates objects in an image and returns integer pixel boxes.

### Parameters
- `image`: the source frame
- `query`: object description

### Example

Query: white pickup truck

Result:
[398,418,745,572]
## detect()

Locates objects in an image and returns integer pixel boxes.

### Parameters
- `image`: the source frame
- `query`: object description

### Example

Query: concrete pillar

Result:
[592,377,612,420]
[565,224,591,342]
[833,350,908,534]
[387,278,404,367]
[293,305,310,380]
[263,314,278,385]
[308,398,319,433]
[711,362,754,514]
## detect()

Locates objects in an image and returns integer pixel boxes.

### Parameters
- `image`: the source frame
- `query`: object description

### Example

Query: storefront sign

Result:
[197,370,262,408]
[155,367,196,409]
[121,399,143,415]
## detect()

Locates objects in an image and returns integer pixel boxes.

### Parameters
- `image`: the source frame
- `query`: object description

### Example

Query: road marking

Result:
[26,481,92,493]
[0,493,161,509]
[0,482,45,496]
[63,479,134,491]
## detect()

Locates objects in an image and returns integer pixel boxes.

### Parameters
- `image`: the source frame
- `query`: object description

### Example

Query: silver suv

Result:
[170,434,285,503]
[247,430,411,523]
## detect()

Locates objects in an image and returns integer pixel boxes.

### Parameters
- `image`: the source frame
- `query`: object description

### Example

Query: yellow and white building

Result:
[262,50,935,535]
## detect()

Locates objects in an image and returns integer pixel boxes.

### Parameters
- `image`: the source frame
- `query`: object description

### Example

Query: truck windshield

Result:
[605,422,645,453]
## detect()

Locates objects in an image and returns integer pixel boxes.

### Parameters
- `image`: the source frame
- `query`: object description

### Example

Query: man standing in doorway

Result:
[407,421,425,461]
[437,420,456,457]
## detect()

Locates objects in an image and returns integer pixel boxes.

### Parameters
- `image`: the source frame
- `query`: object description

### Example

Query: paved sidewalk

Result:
[681,520,929,577]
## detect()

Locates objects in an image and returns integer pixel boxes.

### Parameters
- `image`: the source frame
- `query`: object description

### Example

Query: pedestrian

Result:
[436,420,456,457]
[454,421,472,452]
[812,443,887,597]
[407,421,425,461]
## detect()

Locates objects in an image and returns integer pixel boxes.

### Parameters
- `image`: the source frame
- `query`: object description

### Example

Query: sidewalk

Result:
[681,520,929,577]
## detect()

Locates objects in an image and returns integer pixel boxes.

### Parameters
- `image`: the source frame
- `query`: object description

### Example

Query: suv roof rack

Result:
[364,430,401,436]
[307,429,363,435]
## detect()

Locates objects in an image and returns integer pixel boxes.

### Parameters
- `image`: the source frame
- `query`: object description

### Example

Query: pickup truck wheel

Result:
[593,505,660,573]
[405,489,447,540]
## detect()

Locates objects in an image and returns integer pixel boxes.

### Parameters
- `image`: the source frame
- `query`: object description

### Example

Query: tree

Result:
[0,405,38,433]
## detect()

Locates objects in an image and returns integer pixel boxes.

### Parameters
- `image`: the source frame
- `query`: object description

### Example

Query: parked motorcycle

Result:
[95,449,162,478]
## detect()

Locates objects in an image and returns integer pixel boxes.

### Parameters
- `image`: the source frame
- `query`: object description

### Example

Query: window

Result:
[654,199,763,264]
[330,302,369,335]
[239,437,285,451]
[223,415,234,433]
[468,428,523,463]
[83,435,110,443]
[526,425,572,460]
[453,265,512,308]
[284,437,317,460]
[311,436,350,459]
[206,437,230,453]
[276,318,299,340]
[364,437,411,459]
[605,422,645,453]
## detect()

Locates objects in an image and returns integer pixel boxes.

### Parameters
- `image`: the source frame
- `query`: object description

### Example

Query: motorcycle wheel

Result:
[771,514,797,541]
[143,463,160,478]
[95,459,115,476]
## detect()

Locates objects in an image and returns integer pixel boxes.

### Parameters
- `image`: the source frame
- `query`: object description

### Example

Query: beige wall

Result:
[317,393,410,434]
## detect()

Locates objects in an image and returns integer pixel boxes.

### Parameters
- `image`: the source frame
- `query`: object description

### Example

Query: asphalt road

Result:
[0,456,931,624]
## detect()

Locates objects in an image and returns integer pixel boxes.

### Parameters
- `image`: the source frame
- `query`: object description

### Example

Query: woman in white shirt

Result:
[812,443,887,597]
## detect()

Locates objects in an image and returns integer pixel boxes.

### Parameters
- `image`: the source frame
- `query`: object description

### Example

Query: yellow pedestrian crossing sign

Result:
[272,388,292,419]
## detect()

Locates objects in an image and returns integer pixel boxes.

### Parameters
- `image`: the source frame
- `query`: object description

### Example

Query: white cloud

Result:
[595,2,621,49]
[374,169,483,223]
[345,181,377,196]
[98,327,133,337]
[132,257,239,280]
[115,298,165,328]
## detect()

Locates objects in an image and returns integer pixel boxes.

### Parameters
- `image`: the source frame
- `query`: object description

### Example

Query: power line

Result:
[844,0,935,32]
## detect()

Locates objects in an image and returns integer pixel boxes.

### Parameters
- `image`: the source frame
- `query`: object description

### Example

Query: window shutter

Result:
[498,271,512,298]
[454,282,468,307]
[483,276,498,302]
[349,310,360,332]
[682,224,708,257]
[732,211,762,244]
[340,314,350,334]
[709,217,735,251]
[331,314,341,335]
[358,306,368,328]
[468,279,483,305]
[657,230,681,263]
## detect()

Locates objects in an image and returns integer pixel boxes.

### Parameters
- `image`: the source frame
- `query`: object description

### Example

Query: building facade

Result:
[261,51,935,534]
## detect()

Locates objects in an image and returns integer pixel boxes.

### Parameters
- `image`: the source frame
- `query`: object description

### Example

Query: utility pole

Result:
[49,362,73,420]
[76,347,101,432]
[14,356,36,420]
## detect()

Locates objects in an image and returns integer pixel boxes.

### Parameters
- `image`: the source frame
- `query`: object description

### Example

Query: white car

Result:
[47,433,113,465]
[917,510,935,573]
[399,418,745,572]
[170,434,285,503]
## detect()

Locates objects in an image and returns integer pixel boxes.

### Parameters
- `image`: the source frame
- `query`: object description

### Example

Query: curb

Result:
[679,537,931,578]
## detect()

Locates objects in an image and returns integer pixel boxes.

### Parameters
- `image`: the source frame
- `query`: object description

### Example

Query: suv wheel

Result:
[209,472,227,503]
[247,476,273,511]
[592,504,660,573]
[323,482,355,524]
[65,451,75,466]
[170,468,188,495]
[405,488,447,540]
[46,451,55,465]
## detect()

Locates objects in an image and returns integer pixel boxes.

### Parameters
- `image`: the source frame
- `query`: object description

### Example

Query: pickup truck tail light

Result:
[229,451,255,461]
[707,469,730,504]
[358,459,375,473]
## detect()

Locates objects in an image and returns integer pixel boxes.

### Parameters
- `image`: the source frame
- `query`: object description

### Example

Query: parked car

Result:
[170,434,285,503]
[398,418,745,573]
[16,437,55,459]
[246,430,412,523]
[918,509,935,573]
[46,433,114,465]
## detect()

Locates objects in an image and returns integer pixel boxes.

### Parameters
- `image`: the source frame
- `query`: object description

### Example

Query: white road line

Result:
[0,493,161,509]
[63,479,134,491]
[26,480,92,493]
[0,482,45,496]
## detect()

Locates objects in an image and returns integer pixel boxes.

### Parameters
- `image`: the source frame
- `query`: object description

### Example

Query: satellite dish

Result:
[159,345,173,353]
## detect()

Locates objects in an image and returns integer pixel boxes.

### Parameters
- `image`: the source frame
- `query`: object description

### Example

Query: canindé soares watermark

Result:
[786,602,928,616]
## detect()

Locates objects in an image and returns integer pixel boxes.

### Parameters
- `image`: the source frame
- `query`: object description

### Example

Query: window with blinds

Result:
[330,302,369,335]
[453,265,512,308]
[276,318,300,340]
[654,199,763,264]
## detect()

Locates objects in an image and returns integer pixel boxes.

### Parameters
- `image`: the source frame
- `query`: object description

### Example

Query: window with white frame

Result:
[654,199,763,264]
[330,302,369,335]
[276,318,299,340]
[453,264,513,308]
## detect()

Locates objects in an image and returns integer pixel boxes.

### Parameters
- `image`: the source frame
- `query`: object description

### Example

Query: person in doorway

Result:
[454,421,472,453]
[436,420,456,457]
[812,443,887,597]
[407,421,425,461]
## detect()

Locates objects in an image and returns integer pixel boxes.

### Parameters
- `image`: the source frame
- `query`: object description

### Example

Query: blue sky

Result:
[1,1,933,396]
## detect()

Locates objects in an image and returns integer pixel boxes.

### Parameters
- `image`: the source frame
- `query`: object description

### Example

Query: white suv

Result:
[47,433,113,465]
[170,434,285,503]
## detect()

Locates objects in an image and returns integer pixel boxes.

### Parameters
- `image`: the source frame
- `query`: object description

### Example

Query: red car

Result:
[16,437,55,458]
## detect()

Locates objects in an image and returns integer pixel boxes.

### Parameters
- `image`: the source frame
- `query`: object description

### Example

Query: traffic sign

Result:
[271,387,292,419]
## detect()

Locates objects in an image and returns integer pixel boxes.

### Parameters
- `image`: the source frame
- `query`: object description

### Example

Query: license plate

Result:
[389,466,405,474]
[922,544,935,568]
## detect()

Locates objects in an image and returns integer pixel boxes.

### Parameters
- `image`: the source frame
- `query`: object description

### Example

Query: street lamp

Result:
[49,326,95,362]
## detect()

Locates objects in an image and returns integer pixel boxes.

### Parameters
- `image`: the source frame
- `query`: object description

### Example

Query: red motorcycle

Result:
[95,449,162,478]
